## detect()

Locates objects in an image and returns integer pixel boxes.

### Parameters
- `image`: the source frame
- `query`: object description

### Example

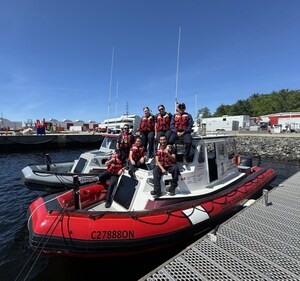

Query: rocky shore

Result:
[236,133,300,162]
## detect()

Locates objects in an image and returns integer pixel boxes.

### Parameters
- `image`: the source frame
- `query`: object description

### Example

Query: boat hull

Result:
[21,163,102,192]
[27,167,276,257]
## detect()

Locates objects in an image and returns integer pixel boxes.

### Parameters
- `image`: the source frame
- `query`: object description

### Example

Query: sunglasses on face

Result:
[159,108,164,111]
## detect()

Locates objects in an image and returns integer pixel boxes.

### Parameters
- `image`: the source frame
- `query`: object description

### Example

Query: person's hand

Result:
[131,160,135,165]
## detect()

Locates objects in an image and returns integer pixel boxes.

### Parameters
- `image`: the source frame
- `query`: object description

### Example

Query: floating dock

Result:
[0,133,104,152]
[141,171,300,280]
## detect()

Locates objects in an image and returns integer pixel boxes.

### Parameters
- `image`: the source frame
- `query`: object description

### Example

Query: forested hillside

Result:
[199,89,300,118]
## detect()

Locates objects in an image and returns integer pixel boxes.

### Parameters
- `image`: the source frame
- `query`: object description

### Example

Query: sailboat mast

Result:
[175,27,181,112]
[107,46,115,129]
[115,81,119,128]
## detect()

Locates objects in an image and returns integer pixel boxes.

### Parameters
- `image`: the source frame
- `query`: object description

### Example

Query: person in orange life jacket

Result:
[138,107,156,159]
[151,134,179,197]
[128,136,146,178]
[155,104,172,143]
[169,102,194,162]
[116,124,135,159]
[97,149,126,208]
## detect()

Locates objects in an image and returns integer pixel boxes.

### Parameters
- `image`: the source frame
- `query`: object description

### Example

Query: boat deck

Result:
[140,171,300,280]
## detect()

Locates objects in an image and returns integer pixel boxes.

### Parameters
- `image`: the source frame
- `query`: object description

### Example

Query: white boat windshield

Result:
[101,136,117,151]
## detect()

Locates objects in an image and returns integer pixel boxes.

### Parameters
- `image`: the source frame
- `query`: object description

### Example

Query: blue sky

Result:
[1,0,300,125]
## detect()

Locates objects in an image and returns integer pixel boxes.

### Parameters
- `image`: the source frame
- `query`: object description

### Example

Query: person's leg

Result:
[97,171,111,185]
[183,133,192,161]
[141,132,148,151]
[167,166,179,195]
[105,175,119,207]
[165,130,172,142]
[151,166,162,196]
[147,131,155,158]
[128,161,135,177]
[168,132,177,145]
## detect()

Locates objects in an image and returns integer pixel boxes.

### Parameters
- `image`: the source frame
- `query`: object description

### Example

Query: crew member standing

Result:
[169,102,194,163]
[155,104,172,142]
[138,107,156,159]
[116,124,134,159]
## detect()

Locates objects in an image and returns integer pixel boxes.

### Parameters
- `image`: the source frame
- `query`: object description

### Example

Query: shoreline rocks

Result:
[236,134,300,163]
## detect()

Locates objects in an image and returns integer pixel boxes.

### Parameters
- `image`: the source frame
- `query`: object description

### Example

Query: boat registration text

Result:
[91,230,134,239]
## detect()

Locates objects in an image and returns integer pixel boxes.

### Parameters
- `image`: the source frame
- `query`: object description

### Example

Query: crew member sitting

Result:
[128,136,146,179]
[151,135,179,197]
[97,149,126,208]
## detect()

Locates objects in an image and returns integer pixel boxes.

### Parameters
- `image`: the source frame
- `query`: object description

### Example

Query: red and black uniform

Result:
[117,132,134,158]
[156,112,172,141]
[139,114,156,132]
[97,152,126,206]
[169,111,194,161]
[153,144,179,195]
[128,142,146,176]
[130,143,145,162]
[138,114,156,158]
[171,112,192,132]
[156,112,172,132]
[156,145,175,167]
[107,153,125,175]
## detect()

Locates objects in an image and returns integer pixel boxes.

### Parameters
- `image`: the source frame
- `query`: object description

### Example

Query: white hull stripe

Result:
[182,206,210,225]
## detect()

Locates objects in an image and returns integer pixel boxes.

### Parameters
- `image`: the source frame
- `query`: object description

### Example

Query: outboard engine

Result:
[239,155,252,167]
[46,154,52,171]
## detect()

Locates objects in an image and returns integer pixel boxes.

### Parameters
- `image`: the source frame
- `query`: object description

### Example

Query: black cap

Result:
[178,103,186,109]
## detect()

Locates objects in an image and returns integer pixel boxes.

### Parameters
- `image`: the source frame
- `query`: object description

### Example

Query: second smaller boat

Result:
[21,134,118,192]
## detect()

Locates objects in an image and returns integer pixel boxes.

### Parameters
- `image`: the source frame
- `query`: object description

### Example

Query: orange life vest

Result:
[131,144,145,162]
[107,154,124,175]
[156,113,171,131]
[118,132,133,149]
[156,145,175,167]
[140,115,155,132]
[173,113,189,131]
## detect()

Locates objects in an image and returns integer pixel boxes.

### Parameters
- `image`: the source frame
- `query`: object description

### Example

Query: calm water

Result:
[0,148,299,281]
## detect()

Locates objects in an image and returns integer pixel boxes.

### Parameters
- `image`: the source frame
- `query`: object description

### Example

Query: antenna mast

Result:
[125,102,129,116]
[175,27,181,112]
[115,81,119,127]
[107,46,115,128]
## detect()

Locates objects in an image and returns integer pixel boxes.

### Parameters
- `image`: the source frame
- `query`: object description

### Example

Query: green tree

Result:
[214,104,232,116]
[198,107,211,118]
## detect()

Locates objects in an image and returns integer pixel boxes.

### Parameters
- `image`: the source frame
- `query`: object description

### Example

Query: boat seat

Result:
[146,176,172,187]
[173,138,195,163]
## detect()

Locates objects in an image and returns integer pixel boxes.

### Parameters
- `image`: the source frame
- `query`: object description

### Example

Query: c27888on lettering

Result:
[91,230,134,240]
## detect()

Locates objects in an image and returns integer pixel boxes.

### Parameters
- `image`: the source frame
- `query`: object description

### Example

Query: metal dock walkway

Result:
[140,171,300,280]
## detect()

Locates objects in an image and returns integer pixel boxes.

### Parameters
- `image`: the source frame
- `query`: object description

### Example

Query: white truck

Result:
[201,115,250,132]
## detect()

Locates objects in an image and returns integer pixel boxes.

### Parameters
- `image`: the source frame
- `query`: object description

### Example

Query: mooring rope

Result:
[17,192,73,281]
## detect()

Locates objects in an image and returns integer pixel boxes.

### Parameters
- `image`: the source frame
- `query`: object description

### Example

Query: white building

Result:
[0,118,23,130]
[98,114,141,133]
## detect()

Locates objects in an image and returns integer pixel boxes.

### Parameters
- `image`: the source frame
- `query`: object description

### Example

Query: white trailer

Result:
[278,117,300,132]
[201,115,250,132]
